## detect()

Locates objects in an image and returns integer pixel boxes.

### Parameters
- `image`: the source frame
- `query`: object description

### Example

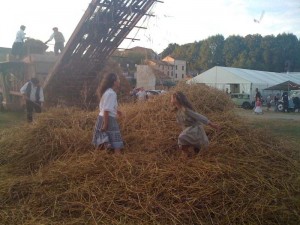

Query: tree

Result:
[260,35,276,71]
[198,35,225,71]
[243,34,264,70]
[223,35,245,67]
[275,33,299,72]
[161,43,179,58]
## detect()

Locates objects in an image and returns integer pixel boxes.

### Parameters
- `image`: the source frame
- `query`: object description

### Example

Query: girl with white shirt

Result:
[92,73,124,154]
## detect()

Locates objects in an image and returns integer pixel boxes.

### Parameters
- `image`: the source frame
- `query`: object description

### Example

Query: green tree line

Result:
[161,33,300,75]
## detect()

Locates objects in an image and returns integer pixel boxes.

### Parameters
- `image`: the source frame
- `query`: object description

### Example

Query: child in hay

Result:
[254,97,263,115]
[171,91,220,158]
[92,73,124,154]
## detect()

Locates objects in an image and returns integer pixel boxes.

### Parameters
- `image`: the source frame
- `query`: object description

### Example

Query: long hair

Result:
[98,73,118,99]
[173,91,194,111]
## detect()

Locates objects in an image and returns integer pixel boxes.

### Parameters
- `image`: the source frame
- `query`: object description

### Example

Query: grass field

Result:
[249,120,300,143]
[0,111,25,129]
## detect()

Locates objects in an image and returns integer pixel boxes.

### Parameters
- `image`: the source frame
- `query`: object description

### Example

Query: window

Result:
[182,66,184,70]
[182,74,184,78]
[175,65,177,70]
[176,74,177,78]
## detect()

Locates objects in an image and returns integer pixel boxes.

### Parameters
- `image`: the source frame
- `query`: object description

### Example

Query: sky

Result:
[1,0,299,54]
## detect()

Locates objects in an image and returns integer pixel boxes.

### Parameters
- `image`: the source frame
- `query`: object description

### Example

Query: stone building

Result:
[135,56,186,90]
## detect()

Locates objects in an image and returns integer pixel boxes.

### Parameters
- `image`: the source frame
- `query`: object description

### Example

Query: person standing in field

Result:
[44,27,65,55]
[0,93,4,112]
[11,25,26,59]
[92,73,124,154]
[255,88,262,100]
[282,91,289,113]
[20,78,44,122]
[274,94,279,112]
[254,97,263,114]
[171,91,220,158]
[266,95,271,111]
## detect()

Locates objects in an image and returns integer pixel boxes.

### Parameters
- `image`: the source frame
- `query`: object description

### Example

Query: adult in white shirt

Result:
[20,78,44,122]
[92,73,124,154]
[45,27,65,55]
[11,25,26,59]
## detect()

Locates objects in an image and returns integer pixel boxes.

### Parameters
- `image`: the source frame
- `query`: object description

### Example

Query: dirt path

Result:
[234,107,300,121]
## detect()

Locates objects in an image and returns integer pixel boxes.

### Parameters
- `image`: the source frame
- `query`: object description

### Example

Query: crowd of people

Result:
[226,87,299,114]
[253,88,300,114]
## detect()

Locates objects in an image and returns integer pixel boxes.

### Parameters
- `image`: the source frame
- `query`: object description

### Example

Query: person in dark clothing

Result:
[0,93,4,112]
[292,97,300,112]
[282,92,289,113]
[20,78,44,122]
[274,94,279,112]
[255,88,262,100]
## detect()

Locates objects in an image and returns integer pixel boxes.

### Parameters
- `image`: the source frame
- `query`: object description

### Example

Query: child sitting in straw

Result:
[92,73,124,154]
[171,91,220,158]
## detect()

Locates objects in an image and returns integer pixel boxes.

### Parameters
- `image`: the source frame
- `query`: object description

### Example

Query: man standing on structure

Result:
[45,27,65,55]
[20,78,44,122]
[11,25,26,59]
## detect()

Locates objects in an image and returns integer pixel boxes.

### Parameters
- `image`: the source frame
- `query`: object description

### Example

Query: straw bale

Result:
[0,84,299,225]
[24,38,48,54]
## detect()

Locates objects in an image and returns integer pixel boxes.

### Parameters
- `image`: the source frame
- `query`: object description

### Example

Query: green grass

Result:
[0,111,25,129]
[248,119,300,147]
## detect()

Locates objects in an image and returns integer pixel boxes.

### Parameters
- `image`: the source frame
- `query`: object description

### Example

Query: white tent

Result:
[188,66,300,100]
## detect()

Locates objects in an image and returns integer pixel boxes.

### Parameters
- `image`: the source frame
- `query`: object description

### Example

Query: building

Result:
[135,63,172,90]
[135,55,187,90]
[162,56,186,81]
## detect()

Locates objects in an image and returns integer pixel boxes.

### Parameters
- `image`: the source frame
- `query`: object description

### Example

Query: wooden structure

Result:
[0,54,57,110]
[44,0,160,108]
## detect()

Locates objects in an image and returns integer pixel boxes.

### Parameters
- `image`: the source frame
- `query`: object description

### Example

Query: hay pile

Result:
[0,84,299,225]
[24,38,48,54]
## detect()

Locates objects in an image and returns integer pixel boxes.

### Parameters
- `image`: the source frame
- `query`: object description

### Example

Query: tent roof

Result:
[190,66,300,85]
[264,80,300,91]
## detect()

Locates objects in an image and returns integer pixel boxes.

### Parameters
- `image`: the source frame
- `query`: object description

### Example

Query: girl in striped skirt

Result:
[92,73,124,154]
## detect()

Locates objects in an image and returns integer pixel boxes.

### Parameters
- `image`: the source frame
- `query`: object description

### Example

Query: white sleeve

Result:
[102,92,116,112]
[48,34,54,41]
[21,31,26,41]
[39,88,44,102]
[20,82,28,94]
